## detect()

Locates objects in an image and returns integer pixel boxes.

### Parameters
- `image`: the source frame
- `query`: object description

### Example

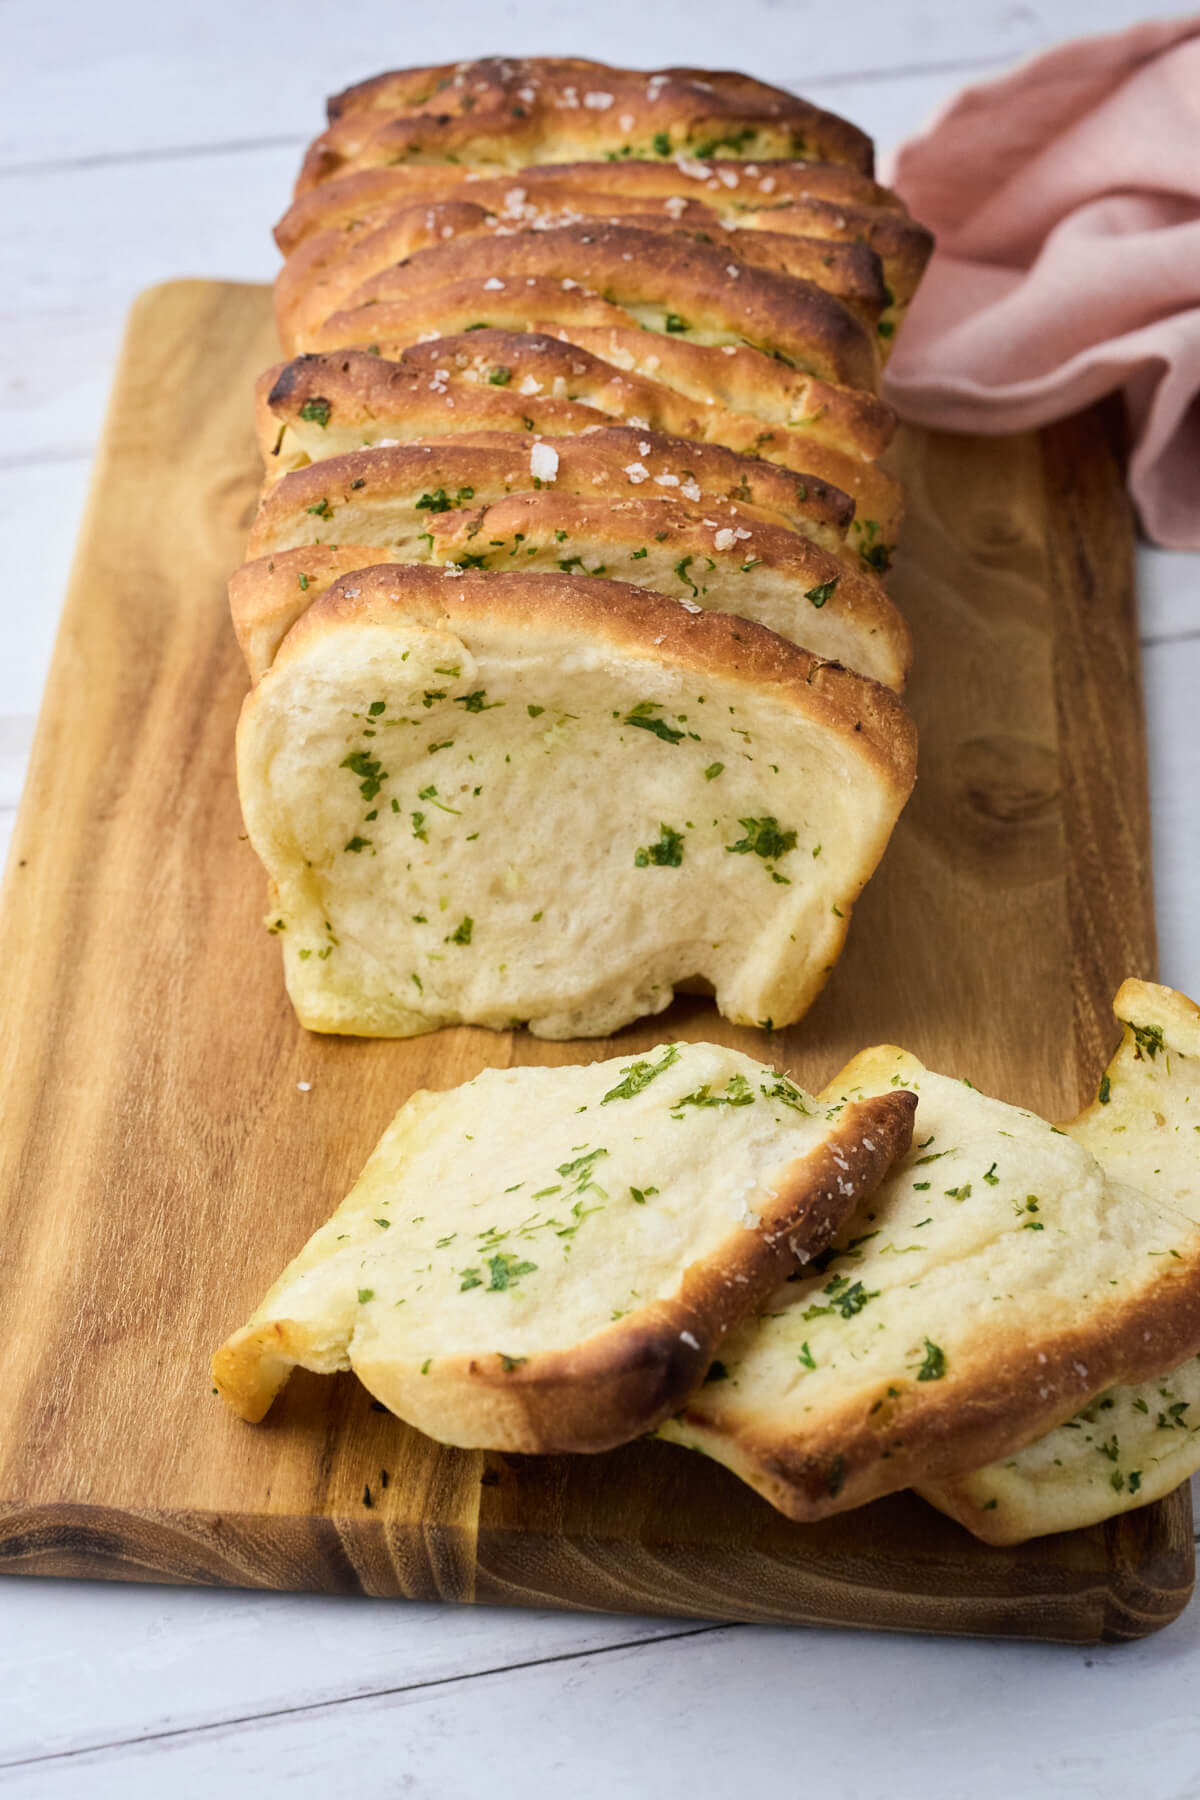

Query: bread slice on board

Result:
[212,1043,915,1452]
[920,981,1200,1542]
[657,1017,1200,1521]
[236,563,915,1039]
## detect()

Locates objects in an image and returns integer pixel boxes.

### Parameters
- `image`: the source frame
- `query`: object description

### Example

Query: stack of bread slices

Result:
[233,56,933,1040]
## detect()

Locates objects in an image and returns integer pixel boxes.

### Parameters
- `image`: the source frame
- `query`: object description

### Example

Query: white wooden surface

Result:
[3,4,1199,1793]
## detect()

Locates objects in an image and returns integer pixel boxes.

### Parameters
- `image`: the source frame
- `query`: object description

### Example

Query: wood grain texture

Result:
[0,280,1182,1645]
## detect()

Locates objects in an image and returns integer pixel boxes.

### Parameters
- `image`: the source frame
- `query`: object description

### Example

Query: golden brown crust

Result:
[213,1089,916,1451]
[296,57,873,194]
[276,155,913,252]
[275,199,888,355]
[300,222,879,392]
[675,1256,1200,1522]
[255,339,900,543]
[239,471,908,689]
[272,562,918,793]
[247,429,855,556]
[228,546,380,679]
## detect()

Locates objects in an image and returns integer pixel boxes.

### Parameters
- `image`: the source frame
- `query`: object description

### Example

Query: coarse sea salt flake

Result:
[713,528,736,551]
[624,462,649,483]
[483,276,505,291]
[296,1081,312,1092]
[530,442,559,482]
[584,91,614,109]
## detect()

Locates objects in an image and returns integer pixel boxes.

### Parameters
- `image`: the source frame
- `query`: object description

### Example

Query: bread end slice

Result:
[213,1045,915,1452]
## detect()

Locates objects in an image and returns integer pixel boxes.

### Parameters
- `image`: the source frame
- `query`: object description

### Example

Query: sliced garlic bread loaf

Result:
[212,1041,915,1450]
[237,565,915,1039]
[920,981,1200,1542]
[658,1031,1200,1521]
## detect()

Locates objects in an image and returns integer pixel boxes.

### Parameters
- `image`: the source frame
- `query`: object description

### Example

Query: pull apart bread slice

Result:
[241,441,909,689]
[274,159,931,332]
[657,1015,1200,1522]
[236,565,916,1039]
[248,430,857,557]
[294,224,881,394]
[256,339,902,558]
[275,201,889,353]
[920,981,1200,1543]
[297,58,874,193]
[212,1042,915,1450]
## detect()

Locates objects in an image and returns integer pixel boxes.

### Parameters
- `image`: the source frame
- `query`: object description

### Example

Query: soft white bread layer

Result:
[212,1041,915,1450]
[920,981,1200,1543]
[236,565,916,1039]
[658,1036,1200,1522]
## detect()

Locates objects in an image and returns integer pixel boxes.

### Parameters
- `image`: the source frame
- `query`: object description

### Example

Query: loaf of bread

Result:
[919,982,1200,1542]
[236,564,915,1038]
[229,57,932,1039]
[658,1008,1200,1522]
[212,1041,916,1451]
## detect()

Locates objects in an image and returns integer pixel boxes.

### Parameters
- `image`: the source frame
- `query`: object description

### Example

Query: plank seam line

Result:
[0,1622,735,1770]
[0,446,93,471]
[1142,626,1200,650]
[794,49,1017,89]
[0,134,307,179]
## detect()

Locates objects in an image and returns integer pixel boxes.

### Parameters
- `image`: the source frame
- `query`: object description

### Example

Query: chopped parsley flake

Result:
[624,702,686,744]
[672,1074,755,1111]
[634,823,685,868]
[805,579,839,608]
[416,486,475,513]
[601,1043,681,1103]
[725,816,797,862]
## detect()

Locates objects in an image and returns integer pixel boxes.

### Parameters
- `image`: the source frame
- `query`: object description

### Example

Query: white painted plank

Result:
[1144,633,1200,1001]
[0,1576,705,1767]
[6,0,1159,171]
[6,1595,1200,1800]
[1139,542,1199,648]
[0,312,126,466]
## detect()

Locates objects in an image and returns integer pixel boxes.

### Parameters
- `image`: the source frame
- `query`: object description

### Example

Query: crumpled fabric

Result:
[881,16,1200,548]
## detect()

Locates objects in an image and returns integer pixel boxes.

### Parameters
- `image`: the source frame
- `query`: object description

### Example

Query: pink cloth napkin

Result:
[881,16,1200,548]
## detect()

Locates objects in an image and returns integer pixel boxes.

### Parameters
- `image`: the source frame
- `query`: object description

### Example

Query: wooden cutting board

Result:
[0,280,1180,1644]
